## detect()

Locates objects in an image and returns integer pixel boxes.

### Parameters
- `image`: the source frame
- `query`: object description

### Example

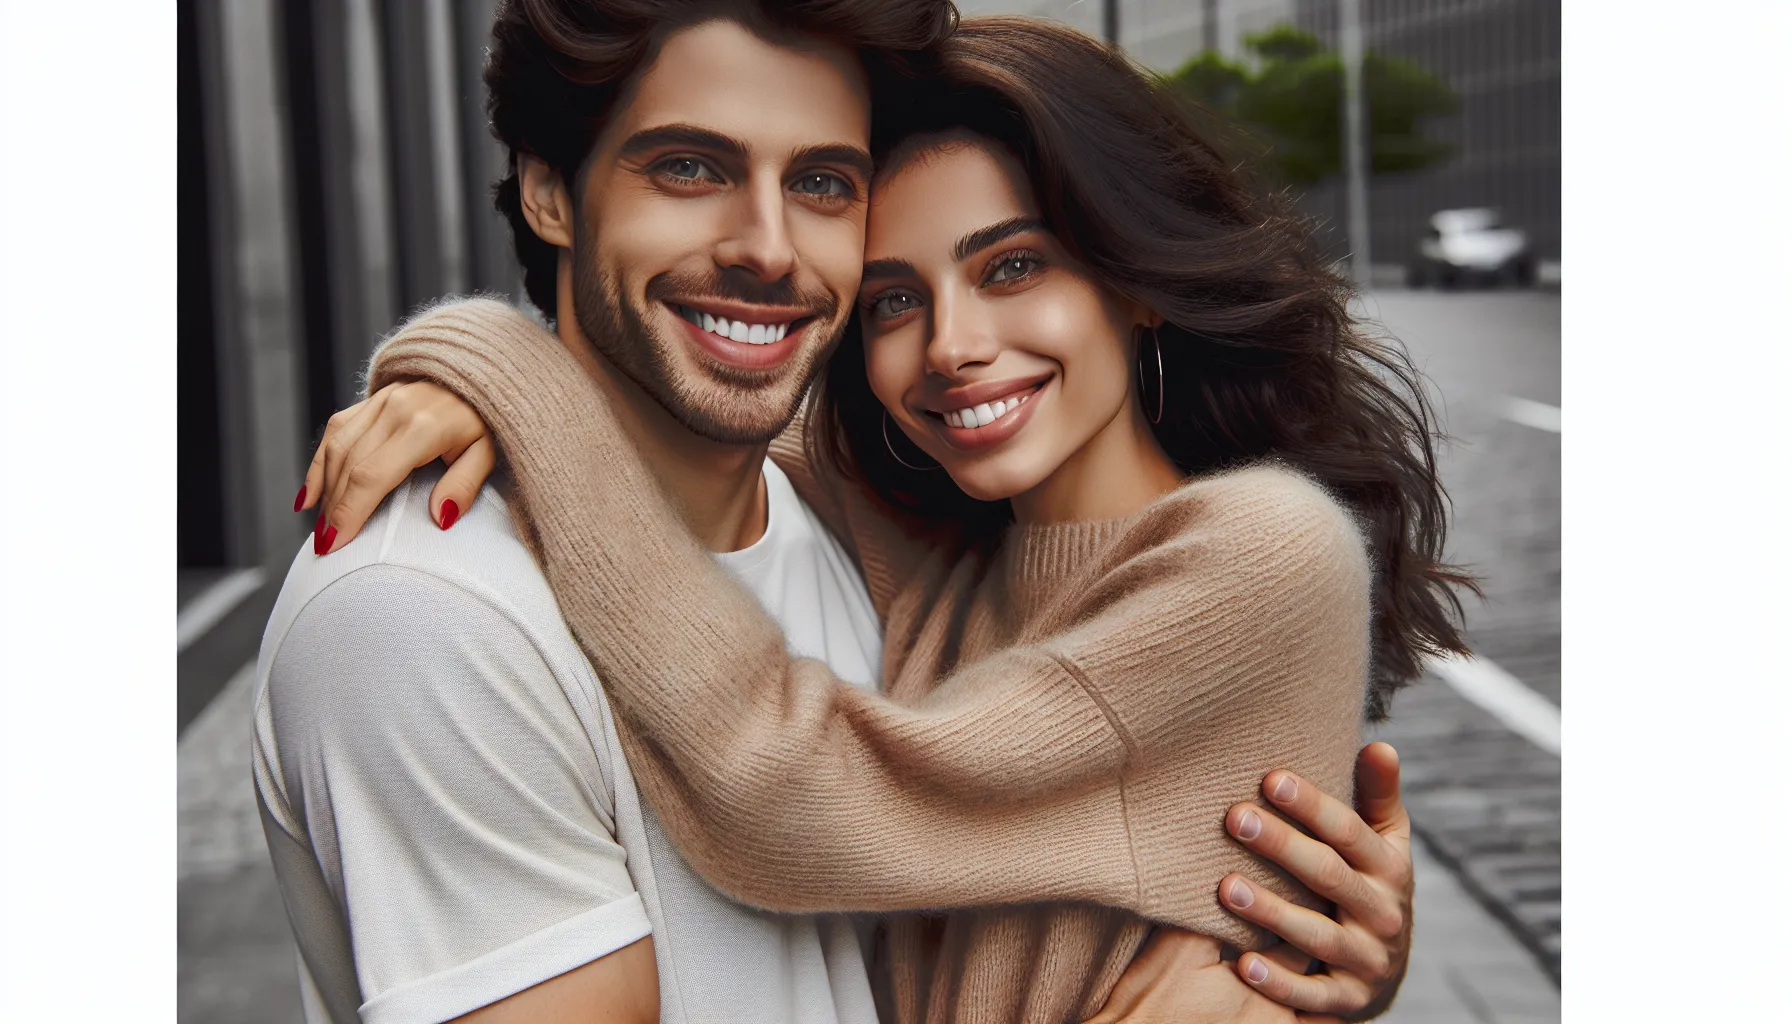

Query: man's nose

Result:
[715,176,797,283]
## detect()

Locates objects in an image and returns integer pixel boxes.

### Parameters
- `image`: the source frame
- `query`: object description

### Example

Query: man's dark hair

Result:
[484,0,958,316]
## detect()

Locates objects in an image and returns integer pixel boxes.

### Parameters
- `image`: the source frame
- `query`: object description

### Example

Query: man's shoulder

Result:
[264,467,562,660]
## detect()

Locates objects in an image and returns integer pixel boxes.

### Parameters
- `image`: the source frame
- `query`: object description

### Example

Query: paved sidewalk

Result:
[180,659,1559,1023]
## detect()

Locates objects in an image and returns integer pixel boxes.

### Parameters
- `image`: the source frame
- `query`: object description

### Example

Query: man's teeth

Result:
[943,392,1032,429]
[678,305,791,345]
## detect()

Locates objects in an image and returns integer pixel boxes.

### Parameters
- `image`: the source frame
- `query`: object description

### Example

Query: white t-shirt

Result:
[253,461,885,1024]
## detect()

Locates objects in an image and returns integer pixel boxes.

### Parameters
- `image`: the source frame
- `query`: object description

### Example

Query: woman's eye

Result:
[792,173,851,197]
[986,255,1041,284]
[870,293,922,319]
[656,157,719,182]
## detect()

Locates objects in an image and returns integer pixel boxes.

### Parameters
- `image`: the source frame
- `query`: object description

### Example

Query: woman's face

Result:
[858,137,1149,503]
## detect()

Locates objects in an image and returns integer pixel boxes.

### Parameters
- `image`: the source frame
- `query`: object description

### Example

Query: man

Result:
[260,2,1413,1021]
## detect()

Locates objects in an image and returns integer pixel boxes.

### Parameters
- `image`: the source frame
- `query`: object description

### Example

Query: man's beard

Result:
[570,229,845,446]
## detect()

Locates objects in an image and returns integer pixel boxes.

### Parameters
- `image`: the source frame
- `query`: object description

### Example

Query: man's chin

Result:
[661,377,810,446]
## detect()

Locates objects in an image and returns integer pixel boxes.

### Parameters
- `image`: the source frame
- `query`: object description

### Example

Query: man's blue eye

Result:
[793,173,850,197]
[659,158,717,181]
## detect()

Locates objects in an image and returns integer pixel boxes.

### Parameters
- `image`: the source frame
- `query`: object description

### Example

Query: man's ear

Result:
[518,154,576,249]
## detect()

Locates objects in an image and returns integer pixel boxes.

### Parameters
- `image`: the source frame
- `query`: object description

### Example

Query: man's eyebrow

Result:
[859,258,916,281]
[953,216,1046,262]
[790,143,874,182]
[617,124,749,161]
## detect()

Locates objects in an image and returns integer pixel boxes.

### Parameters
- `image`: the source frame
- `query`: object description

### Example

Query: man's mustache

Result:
[645,268,839,321]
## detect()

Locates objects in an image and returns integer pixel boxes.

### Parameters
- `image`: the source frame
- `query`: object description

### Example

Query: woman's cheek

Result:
[862,331,917,418]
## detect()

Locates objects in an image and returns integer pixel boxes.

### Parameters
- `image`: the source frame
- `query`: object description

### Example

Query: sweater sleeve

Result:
[368,300,1368,937]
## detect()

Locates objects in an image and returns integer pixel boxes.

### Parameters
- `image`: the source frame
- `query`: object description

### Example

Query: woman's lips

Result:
[929,381,1047,453]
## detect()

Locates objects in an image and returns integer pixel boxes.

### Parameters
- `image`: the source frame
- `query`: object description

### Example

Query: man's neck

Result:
[555,318,769,554]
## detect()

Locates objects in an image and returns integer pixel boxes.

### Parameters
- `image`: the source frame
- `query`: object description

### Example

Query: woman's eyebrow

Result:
[953,216,1045,262]
[860,258,916,281]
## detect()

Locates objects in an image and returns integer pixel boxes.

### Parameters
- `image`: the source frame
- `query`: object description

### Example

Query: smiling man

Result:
[257,4,948,1022]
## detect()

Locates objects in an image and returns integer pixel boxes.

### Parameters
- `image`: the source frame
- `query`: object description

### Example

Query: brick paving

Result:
[1365,291,1562,983]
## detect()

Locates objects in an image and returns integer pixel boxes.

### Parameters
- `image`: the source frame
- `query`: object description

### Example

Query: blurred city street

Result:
[177,288,1562,1023]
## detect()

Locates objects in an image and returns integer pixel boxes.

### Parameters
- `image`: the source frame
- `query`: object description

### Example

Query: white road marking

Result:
[1426,653,1561,756]
[177,568,266,653]
[1500,396,1561,433]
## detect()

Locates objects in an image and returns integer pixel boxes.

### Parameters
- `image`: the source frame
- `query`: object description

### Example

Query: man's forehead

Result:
[610,18,871,157]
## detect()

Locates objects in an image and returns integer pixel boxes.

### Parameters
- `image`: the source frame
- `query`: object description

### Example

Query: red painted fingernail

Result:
[319,525,337,555]
[439,499,459,531]
[313,511,324,546]
[294,485,308,512]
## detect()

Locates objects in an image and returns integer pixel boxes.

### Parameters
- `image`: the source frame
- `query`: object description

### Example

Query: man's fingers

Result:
[1262,941,1314,974]
[431,436,497,529]
[1236,951,1374,1017]
[1219,874,1388,979]
[1353,742,1407,834]
[1257,772,1401,879]
[1227,805,1399,935]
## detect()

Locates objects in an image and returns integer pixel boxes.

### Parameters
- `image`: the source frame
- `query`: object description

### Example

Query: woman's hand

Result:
[296,380,496,554]
[1219,742,1414,1021]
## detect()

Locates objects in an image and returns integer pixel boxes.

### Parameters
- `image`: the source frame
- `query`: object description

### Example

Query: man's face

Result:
[569,18,873,445]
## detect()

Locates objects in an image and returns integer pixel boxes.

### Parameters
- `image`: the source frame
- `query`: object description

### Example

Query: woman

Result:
[308,18,1465,1023]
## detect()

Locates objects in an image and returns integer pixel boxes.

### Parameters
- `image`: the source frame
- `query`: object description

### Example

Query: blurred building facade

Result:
[965,0,1561,264]
[180,0,514,582]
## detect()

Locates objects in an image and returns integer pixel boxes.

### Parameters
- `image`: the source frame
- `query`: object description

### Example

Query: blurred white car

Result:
[1407,208,1535,288]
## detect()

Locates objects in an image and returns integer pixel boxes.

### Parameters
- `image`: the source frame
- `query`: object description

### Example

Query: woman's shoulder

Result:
[1122,462,1370,590]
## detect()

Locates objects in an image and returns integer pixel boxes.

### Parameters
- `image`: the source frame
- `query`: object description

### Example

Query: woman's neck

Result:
[1008,400,1184,527]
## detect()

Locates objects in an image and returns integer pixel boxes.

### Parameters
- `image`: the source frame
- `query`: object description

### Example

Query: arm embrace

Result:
[370,299,1371,947]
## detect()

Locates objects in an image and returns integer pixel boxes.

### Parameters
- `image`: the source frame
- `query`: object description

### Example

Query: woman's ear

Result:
[518,154,576,249]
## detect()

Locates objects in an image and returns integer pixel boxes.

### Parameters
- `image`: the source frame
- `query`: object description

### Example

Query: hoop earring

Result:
[1136,325,1164,425]
[883,410,939,471]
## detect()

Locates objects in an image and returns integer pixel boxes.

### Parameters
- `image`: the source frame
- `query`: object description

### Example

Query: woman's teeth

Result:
[942,392,1032,429]
[677,305,791,345]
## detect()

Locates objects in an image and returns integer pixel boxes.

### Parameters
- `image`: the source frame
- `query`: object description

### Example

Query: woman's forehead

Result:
[865,139,1039,258]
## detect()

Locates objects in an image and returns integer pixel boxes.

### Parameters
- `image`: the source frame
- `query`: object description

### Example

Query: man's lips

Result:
[666,300,813,371]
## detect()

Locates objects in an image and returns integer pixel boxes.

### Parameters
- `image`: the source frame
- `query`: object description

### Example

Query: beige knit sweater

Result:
[369,299,1372,1024]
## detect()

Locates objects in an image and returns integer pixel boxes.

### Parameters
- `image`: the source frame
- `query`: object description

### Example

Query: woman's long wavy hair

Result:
[810,17,1475,718]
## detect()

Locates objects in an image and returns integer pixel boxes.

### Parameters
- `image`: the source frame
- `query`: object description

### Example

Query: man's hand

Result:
[1219,742,1414,1020]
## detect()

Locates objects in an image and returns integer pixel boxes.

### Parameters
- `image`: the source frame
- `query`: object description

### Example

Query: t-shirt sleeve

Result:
[256,563,651,1024]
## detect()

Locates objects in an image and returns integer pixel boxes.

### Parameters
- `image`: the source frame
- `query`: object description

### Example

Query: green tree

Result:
[1168,25,1458,187]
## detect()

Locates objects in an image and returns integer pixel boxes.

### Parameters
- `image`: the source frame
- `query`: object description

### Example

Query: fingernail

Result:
[439,499,460,531]
[1272,776,1297,802]
[1245,958,1268,984]
[294,485,307,512]
[1227,879,1254,908]
[319,525,337,555]
[1233,809,1262,841]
